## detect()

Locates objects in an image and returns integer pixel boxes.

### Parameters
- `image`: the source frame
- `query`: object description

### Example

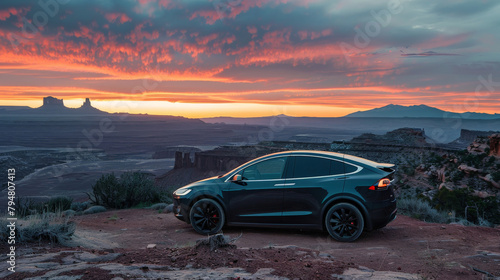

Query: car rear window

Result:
[330,159,345,175]
[292,156,344,178]
[344,163,358,173]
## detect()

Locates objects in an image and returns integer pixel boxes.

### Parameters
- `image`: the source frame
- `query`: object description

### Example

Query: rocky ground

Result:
[1,209,499,279]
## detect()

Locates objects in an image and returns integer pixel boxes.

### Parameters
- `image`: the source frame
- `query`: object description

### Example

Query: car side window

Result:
[330,160,345,175]
[344,163,358,173]
[241,157,287,180]
[292,156,333,178]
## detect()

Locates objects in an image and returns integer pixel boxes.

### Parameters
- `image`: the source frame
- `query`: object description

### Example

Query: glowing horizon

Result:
[1,97,497,119]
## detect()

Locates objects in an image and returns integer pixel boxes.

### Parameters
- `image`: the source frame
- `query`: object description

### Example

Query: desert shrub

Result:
[46,196,73,212]
[15,197,45,217]
[150,203,168,210]
[87,173,121,207]
[433,188,500,225]
[120,172,163,208]
[83,205,106,215]
[62,209,76,217]
[71,201,91,212]
[401,165,415,176]
[449,170,464,183]
[397,198,449,223]
[0,214,75,245]
[461,153,487,168]
[491,171,500,182]
[428,152,445,165]
[87,171,164,209]
[20,220,75,244]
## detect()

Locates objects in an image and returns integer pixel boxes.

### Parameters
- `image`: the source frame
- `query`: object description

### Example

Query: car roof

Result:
[264,150,394,169]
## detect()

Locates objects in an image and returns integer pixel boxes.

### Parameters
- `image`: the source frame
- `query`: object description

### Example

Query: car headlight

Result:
[174,188,192,196]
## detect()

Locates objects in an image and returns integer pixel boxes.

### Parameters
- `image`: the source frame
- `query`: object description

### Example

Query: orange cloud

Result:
[0,7,20,20]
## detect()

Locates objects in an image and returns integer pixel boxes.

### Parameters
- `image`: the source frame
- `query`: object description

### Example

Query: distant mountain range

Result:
[0,96,108,115]
[345,104,499,120]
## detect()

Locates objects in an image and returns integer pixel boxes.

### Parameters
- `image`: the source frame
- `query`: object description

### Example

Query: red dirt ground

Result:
[4,209,500,279]
[73,209,500,279]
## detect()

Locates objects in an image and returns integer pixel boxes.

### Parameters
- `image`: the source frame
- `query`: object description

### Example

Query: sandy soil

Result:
[2,209,500,279]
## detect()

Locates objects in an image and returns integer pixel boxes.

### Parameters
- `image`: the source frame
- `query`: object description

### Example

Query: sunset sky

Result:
[0,0,499,117]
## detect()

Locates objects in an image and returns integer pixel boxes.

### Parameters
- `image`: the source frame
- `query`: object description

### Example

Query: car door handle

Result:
[274,183,296,186]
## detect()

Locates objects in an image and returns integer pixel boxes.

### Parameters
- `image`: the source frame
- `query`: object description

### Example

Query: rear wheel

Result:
[189,198,225,235]
[325,203,364,242]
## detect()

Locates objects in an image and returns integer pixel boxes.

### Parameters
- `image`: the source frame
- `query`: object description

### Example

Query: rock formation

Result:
[173,146,285,171]
[489,134,500,157]
[43,96,64,107]
[81,98,92,108]
[458,164,480,174]
[350,128,428,146]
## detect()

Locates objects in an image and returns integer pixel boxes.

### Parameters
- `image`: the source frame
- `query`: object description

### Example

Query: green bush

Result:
[87,171,164,209]
[46,196,73,212]
[397,198,449,223]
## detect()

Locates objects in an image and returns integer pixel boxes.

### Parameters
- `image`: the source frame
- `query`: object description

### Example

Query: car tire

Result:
[189,198,225,235]
[325,203,364,242]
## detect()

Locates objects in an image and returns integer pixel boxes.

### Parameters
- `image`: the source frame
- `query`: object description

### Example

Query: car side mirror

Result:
[232,174,242,182]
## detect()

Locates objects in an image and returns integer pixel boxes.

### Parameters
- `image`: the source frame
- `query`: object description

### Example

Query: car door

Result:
[228,156,288,224]
[282,156,346,226]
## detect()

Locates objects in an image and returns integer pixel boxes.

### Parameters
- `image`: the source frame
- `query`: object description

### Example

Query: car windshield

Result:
[220,164,244,178]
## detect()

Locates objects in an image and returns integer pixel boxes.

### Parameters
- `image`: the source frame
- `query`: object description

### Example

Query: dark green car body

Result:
[173,150,397,241]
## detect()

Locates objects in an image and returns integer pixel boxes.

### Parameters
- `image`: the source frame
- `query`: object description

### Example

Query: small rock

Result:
[147,244,157,249]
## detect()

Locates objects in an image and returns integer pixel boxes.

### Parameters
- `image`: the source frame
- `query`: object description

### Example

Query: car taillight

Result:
[369,178,391,190]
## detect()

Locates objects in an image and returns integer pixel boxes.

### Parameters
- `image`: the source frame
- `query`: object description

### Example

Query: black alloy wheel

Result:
[189,198,225,235]
[325,203,364,242]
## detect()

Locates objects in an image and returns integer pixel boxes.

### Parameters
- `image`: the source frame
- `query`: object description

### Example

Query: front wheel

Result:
[325,203,364,242]
[189,198,225,235]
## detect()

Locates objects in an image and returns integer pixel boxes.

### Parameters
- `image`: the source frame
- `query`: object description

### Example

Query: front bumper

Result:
[173,198,190,223]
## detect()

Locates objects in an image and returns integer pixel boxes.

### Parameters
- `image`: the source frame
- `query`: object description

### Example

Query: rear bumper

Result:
[369,200,397,230]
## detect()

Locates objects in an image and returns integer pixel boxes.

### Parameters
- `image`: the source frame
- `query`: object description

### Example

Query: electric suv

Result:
[173,150,397,242]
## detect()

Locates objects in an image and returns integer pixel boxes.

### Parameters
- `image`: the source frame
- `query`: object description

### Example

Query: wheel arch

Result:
[322,196,373,231]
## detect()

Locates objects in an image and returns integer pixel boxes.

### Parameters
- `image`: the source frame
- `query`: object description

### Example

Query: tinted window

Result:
[292,156,332,178]
[344,163,358,173]
[330,160,345,175]
[242,157,286,180]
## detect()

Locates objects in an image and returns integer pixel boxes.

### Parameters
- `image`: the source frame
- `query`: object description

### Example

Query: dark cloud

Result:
[0,0,498,114]
[401,51,460,57]
[431,0,500,17]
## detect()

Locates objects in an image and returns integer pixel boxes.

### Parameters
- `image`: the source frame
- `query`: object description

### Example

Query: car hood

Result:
[180,176,221,189]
